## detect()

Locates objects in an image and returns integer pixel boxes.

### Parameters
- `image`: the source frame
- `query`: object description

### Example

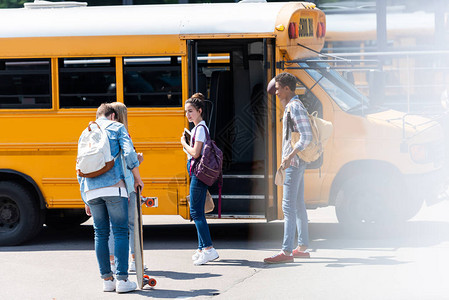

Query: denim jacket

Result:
[121,154,135,194]
[77,117,139,202]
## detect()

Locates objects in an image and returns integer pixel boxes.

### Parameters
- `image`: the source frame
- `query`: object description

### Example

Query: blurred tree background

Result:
[0,0,26,8]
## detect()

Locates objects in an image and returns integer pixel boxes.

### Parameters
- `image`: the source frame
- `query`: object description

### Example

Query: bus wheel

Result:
[45,209,90,229]
[335,173,413,225]
[0,182,43,246]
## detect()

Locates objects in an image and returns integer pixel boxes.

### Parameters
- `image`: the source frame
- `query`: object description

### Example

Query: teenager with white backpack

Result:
[107,102,146,273]
[77,103,143,293]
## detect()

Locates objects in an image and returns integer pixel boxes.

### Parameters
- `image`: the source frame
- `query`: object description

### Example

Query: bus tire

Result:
[0,181,43,246]
[335,173,417,225]
[45,209,90,229]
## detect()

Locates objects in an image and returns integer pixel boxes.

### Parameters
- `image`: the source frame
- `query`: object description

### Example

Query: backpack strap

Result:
[285,104,296,141]
[190,124,207,176]
[190,123,210,173]
[191,124,210,145]
[88,121,100,132]
[197,124,211,140]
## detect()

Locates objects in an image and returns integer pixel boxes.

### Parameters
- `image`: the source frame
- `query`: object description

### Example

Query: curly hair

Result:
[275,72,297,92]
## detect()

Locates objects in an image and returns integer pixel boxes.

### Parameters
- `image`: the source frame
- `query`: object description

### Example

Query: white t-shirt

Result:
[188,120,209,159]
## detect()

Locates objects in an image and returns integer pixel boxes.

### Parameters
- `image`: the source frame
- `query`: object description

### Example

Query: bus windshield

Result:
[300,61,370,113]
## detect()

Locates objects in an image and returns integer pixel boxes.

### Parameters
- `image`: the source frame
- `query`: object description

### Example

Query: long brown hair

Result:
[110,102,129,131]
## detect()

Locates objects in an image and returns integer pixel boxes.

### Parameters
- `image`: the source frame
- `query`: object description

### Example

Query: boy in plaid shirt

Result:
[264,73,313,264]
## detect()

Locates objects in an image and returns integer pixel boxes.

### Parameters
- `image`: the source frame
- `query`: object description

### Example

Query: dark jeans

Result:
[188,160,213,250]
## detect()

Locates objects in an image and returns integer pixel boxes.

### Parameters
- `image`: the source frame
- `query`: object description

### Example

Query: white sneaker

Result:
[194,248,219,265]
[129,261,147,272]
[192,249,202,261]
[103,278,116,292]
[116,279,137,293]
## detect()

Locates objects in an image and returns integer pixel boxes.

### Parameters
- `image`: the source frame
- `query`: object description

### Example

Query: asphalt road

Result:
[1,201,449,300]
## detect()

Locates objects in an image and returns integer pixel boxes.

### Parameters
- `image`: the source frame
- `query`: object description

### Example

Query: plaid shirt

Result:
[282,95,313,167]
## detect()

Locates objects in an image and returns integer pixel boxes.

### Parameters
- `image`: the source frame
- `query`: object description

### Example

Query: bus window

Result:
[300,61,370,114]
[0,59,51,109]
[296,79,323,117]
[123,56,182,107]
[58,58,116,108]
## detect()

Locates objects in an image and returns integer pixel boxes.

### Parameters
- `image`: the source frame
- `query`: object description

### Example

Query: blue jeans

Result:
[282,163,309,252]
[88,196,129,281]
[108,192,136,258]
[188,160,213,250]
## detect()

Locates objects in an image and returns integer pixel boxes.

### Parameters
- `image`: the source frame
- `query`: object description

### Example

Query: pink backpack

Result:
[190,124,223,217]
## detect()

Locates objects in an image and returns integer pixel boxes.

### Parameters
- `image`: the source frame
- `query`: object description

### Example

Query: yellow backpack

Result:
[287,102,333,163]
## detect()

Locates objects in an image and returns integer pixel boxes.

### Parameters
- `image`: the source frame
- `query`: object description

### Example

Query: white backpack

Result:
[76,120,117,178]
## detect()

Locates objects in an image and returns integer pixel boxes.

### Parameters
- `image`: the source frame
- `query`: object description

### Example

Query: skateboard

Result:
[134,187,158,289]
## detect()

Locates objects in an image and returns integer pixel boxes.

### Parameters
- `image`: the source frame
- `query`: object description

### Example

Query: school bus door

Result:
[186,38,278,220]
[264,38,278,221]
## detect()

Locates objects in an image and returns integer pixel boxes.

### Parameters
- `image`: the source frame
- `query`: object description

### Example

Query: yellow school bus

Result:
[324,11,449,111]
[0,1,445,245]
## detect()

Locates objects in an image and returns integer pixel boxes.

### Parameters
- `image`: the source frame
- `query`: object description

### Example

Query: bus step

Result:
[209,174,266,195]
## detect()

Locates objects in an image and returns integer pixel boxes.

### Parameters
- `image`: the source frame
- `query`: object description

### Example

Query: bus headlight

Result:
[409,144,430,164]
[409,142,444,165]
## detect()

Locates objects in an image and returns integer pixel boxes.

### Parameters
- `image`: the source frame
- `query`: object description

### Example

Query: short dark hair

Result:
[275,72,297,92]
[96,103,117,119]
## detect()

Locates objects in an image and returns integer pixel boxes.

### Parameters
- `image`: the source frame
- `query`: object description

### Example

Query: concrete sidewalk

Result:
[1,204,449,299]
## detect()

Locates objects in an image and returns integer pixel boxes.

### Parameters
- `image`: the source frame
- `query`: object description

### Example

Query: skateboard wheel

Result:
[143,275,157,287]
[145,199,154,207]
[149,278,157,287]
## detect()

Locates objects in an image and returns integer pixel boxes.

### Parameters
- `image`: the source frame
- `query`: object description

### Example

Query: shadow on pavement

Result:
[309,221,449,250]
[144,270,221,280]
[298,255,409,268]
[207,259,266,269]
[133,288,220,298]
[2,219,449,252]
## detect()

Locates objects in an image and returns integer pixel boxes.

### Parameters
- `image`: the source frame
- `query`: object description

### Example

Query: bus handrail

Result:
[401,112,446,141]
[321,50,449,58]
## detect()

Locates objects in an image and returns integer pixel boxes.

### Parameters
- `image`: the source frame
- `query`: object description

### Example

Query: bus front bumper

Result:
[404,168,449,205]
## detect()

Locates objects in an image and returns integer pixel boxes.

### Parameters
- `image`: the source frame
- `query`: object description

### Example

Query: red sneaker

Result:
[264,252,294,264]
[292,249,310,258]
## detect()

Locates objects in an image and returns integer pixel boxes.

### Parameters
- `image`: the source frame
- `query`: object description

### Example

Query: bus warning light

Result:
[288,22,298,39]
[275,24,285,31]
[317,22,326,38]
